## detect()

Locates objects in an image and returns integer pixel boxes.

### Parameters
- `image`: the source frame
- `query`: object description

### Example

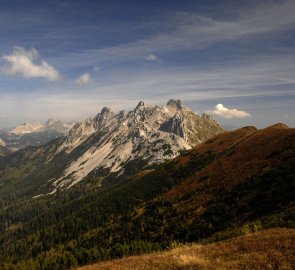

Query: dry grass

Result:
[77,228,295,270]
[166,125,295,201]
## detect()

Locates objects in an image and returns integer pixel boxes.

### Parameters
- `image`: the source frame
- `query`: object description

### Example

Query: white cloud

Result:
[209,104,251,119]
[145,54,161,62]
[2,46,60,81]
[75,73,92,85]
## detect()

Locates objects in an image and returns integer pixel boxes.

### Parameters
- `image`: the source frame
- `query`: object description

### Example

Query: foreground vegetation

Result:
[78,228,295,270]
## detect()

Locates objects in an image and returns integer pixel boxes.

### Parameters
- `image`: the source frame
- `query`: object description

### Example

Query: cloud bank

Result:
[2,47,60,81]
[209,104,251,119]
[75,73,91,85]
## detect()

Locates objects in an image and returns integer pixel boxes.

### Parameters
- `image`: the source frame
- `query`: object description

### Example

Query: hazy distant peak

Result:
[9,122,43,135]
[45,118,60,126]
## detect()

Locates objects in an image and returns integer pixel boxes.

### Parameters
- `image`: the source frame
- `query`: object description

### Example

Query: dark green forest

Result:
[0,126,294,269]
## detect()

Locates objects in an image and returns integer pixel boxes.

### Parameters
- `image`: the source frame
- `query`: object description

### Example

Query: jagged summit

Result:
[45,118,59,126]
[167,99,182,110]
[135,100,145,109]
[100,106,113,115]
[46,99,223,193]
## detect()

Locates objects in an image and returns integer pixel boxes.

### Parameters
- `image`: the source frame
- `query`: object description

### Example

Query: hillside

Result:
[0,123,294,269]
[0,145,10,157]
[78,228,295,270]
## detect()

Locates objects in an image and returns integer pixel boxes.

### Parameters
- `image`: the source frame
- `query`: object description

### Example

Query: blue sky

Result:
[0,0,294,128]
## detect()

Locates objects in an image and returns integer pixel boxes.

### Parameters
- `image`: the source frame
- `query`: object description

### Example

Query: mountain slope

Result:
[125,124,295,242]
[0,145,10,157]
[0,99,223,197]
[0,123,294,270]
[48,99,222,192]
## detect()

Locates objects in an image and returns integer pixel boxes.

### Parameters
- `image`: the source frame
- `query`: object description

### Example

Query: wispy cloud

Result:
[54,0,295,67]
[145,54,161,62]
[75,73,92,85]
[1,47,60,81]
[208,104,251,119]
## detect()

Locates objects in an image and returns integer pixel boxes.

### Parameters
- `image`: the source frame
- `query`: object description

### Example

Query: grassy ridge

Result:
[78,228,295,270]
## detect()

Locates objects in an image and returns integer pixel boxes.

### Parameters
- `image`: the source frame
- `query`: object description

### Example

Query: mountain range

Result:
[0,100,294,270]
[0,118,75,152]
[0,99,223,198]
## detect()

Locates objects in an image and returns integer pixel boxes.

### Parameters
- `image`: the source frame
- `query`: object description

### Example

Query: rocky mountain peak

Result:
[45,118,60,126]
[48,99,224,192]
[135,100,145,109]
[101,106,113,115]
[167,99,182,110]
[95,107,115,127]
[117,110,127,120]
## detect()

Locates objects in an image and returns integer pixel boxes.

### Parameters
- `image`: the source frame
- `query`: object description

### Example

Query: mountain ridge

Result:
[0,99,223,199]
[45,99,223,193]
[0,123,293,270]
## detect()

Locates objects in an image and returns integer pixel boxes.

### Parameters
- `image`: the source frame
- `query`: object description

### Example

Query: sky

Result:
[0,0,294,129]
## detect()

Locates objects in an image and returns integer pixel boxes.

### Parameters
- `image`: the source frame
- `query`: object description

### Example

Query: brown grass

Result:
[77,228,295,270]
[165,125,295,201]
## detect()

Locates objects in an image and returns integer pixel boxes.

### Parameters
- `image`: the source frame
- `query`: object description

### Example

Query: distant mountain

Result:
[9,119,74,135]
[0,123,293,269]
[9,121,44,135]
[43,118,75,133]
[0,119,75,151]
